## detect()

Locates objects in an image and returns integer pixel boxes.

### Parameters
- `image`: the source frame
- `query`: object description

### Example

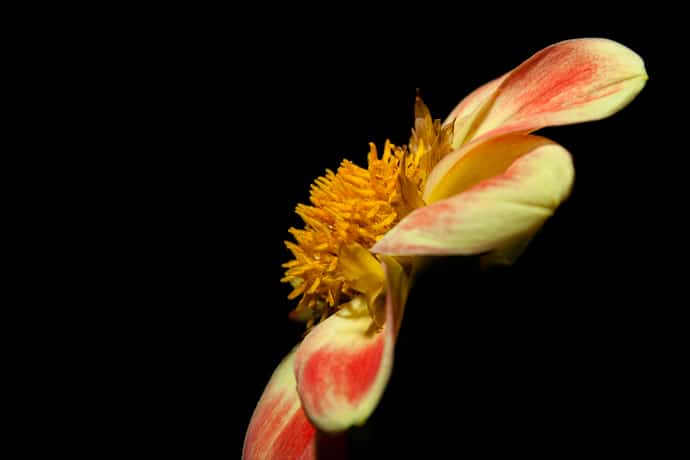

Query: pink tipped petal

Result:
[295,301,392,433]
[469,38,647,142]
[294,259,406,432]
[428,39,646,195]
[243,349,316,460]
[372,136,574,256]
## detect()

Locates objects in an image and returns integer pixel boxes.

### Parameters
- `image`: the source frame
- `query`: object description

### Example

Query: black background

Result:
[117,10,679,459]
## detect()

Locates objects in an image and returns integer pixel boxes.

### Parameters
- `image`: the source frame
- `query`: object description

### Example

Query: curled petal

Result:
[372,137,574,256]
[243,349,316,460]
[428,38,646,197]
[294,258,406,432]
[469,38,647,142]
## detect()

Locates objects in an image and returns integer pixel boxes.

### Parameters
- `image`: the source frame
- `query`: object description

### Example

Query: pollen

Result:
[282,97,453,326]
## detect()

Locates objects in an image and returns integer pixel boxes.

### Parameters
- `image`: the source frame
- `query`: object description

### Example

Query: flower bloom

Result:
[243,38,646,459]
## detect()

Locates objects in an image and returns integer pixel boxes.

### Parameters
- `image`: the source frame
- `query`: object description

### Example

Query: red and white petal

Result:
[371,136,574,256]
[294,259,406,433]
[469,38,647,142]
[427,39,645,200]
[243,348,316,460]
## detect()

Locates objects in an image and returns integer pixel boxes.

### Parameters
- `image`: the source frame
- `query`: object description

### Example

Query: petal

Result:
[426,39,646,199]
[468,38,647,143]
[427,137,545,266]
[425,134,555,204]
[294,257,406,432]
[371,137,574,256]
[243,348,317,460]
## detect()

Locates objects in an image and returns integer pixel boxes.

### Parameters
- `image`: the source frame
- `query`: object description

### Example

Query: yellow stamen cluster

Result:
[281,97,453,326]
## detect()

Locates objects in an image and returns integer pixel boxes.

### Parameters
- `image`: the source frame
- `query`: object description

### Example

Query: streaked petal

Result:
[371,137,574,256]
[426,39,645,201]
[294,258,406,432]
[468,38,647,142]
[243,348,316,460]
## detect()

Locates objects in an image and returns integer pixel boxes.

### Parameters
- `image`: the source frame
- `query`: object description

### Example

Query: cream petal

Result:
[372,137,574,256]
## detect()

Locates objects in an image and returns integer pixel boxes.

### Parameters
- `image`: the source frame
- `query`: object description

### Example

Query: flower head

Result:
[243,38,647,460]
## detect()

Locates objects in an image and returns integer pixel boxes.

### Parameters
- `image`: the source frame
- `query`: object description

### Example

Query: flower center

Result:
[281,97,453,327]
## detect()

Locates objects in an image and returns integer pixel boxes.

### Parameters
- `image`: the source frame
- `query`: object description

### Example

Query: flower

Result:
[243,38,646,459]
